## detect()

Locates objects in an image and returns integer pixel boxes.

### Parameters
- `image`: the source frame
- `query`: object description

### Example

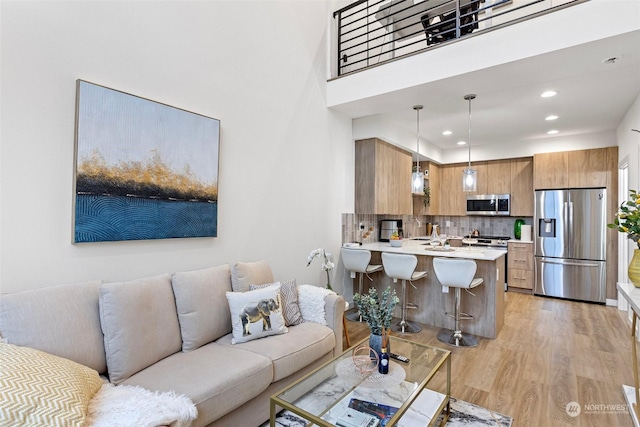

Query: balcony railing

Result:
[332,0,585,77]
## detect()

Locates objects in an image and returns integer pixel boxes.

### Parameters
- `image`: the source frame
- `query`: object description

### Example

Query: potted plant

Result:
[306,248,335,290]
[609,189,640,286]
[353,286,399,358]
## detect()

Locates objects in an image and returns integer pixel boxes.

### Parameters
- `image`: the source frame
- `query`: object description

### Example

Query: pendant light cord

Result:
[464,94,475,169]
[413,105,423,171]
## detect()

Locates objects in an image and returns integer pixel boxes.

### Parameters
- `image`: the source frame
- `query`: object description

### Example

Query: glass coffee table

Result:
[270,336,450,427]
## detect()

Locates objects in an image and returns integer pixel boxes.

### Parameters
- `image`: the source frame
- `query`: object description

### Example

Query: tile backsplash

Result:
[342,214,533,243]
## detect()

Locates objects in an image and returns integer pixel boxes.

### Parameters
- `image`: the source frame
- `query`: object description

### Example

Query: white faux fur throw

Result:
[84,383,198,427]
[298,284,335,325]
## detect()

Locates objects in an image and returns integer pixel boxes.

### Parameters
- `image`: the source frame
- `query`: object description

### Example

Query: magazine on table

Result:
[348,398,400,427]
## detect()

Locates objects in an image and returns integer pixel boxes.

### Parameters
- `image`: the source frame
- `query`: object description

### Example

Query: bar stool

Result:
[432,257,484,347]
[381,252,427,333]
[341,247,383,322]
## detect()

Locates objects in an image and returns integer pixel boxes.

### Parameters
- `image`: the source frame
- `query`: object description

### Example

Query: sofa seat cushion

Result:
[215,321,335,382]
[120,343,273,424]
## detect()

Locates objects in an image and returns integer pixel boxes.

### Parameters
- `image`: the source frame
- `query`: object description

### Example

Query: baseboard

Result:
[606,298,618,307]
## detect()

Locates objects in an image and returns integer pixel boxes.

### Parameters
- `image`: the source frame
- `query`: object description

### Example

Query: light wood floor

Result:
[343,291,635,427]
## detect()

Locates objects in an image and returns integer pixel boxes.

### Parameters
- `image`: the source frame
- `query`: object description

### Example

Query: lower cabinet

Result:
[508,242,534,290]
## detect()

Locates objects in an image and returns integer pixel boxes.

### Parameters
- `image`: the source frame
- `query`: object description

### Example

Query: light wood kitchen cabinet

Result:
[355,138,413,215]
[510,157,534,217]
[533,147,617,190]
[438,164,466,216]
[413,161,440,215]
[487,159,511,194]
[507,241,534,290]
[533,151,568,189]
[568,146,617,188]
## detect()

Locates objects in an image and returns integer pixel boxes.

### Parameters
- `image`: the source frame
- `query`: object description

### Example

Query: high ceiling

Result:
[328,3,640,158]
[377,30,640,151]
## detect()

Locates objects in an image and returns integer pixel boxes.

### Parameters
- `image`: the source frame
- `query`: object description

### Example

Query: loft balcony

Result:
[331,0,585,78]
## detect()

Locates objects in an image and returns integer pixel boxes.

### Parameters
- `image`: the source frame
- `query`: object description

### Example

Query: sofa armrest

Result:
[324,293,345,356]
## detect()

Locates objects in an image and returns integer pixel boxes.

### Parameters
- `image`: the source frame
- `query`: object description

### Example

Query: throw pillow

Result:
[298,284,335,325]
[225,284,287,344]
[230,260,274,292]
[0,343,104,427]
[249,278,303,326]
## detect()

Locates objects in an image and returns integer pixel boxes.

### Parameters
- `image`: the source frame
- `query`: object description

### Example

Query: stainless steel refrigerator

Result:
[534,188,607,303]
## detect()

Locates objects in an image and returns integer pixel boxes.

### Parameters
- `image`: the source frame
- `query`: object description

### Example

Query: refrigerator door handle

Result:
[540,259,600,268]
[568,201,574,240]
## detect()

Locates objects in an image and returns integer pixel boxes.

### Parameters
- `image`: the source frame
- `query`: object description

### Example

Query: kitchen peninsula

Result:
[355,240,506,339]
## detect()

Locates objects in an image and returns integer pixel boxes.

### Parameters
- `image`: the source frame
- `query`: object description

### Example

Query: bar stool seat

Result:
[341,247,382,322]
[433,257,483,347]
[381,252,427,333]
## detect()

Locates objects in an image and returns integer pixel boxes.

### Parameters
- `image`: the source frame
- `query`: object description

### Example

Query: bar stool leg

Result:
[437,288,478,347]
[346,272,365,322]
[394,279,421,333]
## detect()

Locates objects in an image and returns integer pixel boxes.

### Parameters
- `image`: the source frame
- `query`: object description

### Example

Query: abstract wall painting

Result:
[73,80,220,243]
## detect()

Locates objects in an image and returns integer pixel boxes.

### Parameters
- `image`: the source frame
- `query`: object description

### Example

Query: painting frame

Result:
[73,80,220,243]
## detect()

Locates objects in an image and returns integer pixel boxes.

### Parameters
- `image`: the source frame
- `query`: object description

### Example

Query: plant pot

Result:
[368,333,390,361]
[629,249,640,288]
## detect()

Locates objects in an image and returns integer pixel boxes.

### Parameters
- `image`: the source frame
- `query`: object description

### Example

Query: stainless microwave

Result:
[466,194,510,216]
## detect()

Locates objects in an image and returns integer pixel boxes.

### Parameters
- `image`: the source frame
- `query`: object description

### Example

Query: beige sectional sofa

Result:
[0,260,345,427]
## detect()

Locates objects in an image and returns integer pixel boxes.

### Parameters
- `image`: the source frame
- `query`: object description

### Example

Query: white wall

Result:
[0,1,353,293]
[616,94,640,290]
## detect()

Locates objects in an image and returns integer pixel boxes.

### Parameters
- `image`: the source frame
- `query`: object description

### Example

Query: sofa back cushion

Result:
[171,264,233,352]
[230,260,274,292]
[0,280,107,374]
[99,274,182,384]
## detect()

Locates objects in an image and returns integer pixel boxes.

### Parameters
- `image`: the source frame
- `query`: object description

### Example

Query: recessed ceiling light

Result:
[442,130,452,136]
[545,115,558,121]
[547,130,559,135]
[541,90,557,98]
[457,141,466,145]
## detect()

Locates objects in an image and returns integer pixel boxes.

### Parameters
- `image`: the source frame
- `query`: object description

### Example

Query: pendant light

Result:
[412,105,424,194]
[462,94,477,192]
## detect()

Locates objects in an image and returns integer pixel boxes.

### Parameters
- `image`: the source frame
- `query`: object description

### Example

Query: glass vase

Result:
[368,333,390,361]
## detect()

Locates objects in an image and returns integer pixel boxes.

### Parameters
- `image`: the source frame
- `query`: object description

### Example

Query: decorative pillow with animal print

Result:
[225,283,287,344]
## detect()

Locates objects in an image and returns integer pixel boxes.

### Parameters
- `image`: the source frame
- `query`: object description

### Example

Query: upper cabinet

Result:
[413,161,440,216]
[355,138,413,215]
[533,151,569,189]
[568,147,617,188]
[437,157,533,217]
[487,159,512,195]
[510,157,533,217]
[533,147,617,190]
[438,163,467,216]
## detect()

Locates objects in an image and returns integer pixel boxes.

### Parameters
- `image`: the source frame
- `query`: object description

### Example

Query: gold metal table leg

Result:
[632,313,640,421]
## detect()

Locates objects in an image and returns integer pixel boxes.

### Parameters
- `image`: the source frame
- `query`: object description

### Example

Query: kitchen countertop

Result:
[353,240,507,261]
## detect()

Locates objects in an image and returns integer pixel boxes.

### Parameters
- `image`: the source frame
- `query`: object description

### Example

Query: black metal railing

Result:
[332,0,585,77]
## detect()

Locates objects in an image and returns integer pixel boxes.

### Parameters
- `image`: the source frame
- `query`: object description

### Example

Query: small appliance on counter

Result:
[379,219,402,242]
